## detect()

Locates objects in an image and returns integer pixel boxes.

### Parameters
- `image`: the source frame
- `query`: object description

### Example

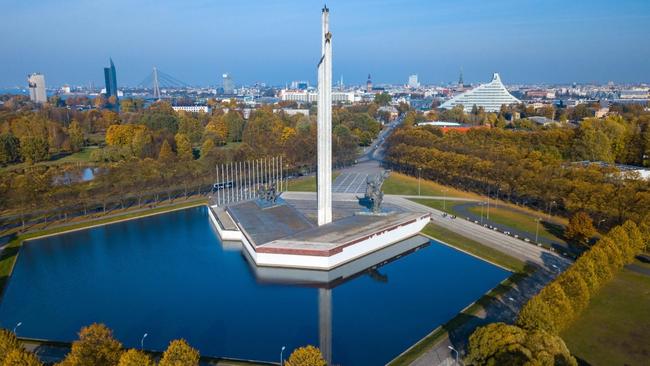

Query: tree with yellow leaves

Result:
[57,323,123,366]
[285,345,327,366]
[159,339,199,366]
[117,349,153,366]
[158,140,175,163]
[2,348,43,366]
[175,133,193,161]
[0,329,20,364]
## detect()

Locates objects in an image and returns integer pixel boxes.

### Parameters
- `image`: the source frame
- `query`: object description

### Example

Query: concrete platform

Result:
[209,197,430,270]
[245,234,431,287]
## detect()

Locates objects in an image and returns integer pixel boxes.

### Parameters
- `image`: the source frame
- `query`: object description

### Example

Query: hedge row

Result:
[516,220,648,334]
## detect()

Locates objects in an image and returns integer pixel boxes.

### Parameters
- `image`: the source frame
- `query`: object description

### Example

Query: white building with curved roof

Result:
[440,73,520,112]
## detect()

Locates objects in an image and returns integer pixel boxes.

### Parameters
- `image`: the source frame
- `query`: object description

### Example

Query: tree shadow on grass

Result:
[542,221,565,241]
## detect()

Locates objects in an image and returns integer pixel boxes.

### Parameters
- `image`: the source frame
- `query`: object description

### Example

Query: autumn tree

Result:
[158,139,176,163]
[177,113,203,144]
[19,135,49,164]
[285,345,327,366]
[205,115,228,145]
[175,133,193,161]
[223,110,245,142]
[564,211,596,247]
[516,282,573,333]
[140,101,180,133]
[466,323,576,366]
[2,348,43,366]
[94,95,108,109]
[0,133,21,165]
[200,139,215,161]
[67,120,84,152]
[0,329,20,364]
[159,339,199,366]
[57,323,123,366]
[556,270,590,314]
[117,349,153,366]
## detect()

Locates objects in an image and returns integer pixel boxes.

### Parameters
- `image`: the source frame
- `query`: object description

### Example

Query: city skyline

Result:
[1,0,650,87]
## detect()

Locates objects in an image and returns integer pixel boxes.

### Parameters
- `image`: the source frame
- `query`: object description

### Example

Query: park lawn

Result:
[0,147,97,173]
[52,146,97,163]
[467,205,566,244]
[287,173,340,192]
[409,198,466,216]
[562,257,650,366]
[383,172,475,198]
[422,223,527,273]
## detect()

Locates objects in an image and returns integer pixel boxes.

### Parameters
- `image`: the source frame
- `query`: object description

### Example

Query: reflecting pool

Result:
[0,206,509,365]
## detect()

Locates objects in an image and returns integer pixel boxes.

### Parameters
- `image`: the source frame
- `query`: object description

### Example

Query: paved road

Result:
[387,195,571,270]
[450,201,571,253]
[331,117,400,194]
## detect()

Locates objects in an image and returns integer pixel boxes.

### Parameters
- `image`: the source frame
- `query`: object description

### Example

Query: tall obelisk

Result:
[317,5,332,226]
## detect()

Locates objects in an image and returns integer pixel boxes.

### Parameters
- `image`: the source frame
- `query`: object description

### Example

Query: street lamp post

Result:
[13,322,22,334]
[443,189,447,211]
[141,333,148,350]
[448,345,459,365]
[281,346,286,366]
[480,202,485,224]
[417,167,422,196]
[547,201,556,220]
[495,188,500,209]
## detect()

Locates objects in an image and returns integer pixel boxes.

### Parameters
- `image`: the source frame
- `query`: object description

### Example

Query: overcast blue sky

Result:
[1,0,649,87]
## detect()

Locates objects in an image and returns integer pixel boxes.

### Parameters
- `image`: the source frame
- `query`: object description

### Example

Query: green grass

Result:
[286,173,340,192]
[562,256,650,366]
[383,172,474,198]
[0,198,207,296]
[467,206,566,244]
[409,198,466,215]
[0,146,97,173]
[53,146,96,164]
[422,223,528,273]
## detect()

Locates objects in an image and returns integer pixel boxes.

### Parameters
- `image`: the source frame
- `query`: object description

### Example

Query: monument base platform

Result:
[208,201,430,270]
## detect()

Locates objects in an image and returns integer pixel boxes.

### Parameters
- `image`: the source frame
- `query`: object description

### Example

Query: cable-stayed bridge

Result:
[138,67,190,99]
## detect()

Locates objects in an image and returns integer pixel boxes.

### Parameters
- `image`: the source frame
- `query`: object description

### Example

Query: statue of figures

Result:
[358,170,390,214]
[258,183,279,204]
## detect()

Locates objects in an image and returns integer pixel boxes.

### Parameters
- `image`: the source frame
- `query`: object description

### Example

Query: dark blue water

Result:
[0,207,508,365]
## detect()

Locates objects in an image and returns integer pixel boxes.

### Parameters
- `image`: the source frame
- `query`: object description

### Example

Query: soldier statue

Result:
[358,170,390,214]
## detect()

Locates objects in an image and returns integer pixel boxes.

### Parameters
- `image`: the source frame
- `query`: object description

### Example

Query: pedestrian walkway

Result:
[332,172,369,193]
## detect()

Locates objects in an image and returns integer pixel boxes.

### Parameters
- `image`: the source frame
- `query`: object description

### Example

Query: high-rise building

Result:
[103,58,118,99]
[222,73,234,94]
[408,74,420,88]
[27,73,47,103]
[290,81,309,90]
[366,74,372,92]
[440,73,520,112]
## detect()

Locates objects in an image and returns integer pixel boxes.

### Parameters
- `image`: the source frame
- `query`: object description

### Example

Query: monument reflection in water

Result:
[240,235,431,365]
[0,207,509,365]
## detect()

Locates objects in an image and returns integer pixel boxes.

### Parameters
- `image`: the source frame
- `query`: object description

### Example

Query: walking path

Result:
[449,201,569,252]
[388,195,571,269]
